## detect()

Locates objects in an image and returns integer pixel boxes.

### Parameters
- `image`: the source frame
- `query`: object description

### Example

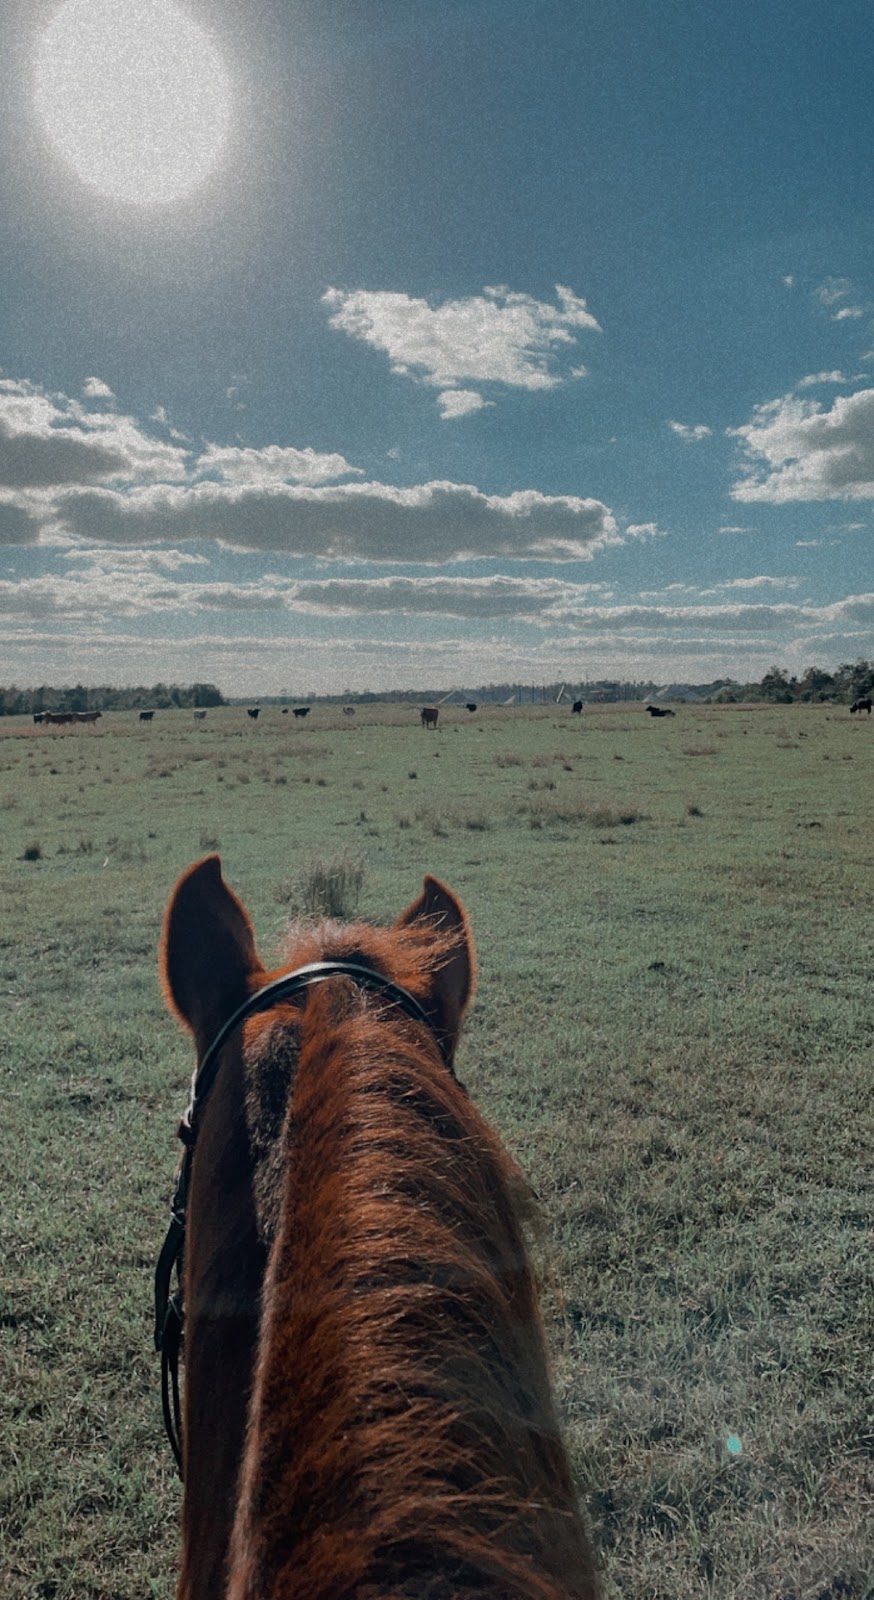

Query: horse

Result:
[157,857,598,1600]
[420,706,439,729]
[850,696,872,714]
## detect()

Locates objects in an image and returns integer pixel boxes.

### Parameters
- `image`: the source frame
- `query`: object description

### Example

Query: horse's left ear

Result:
[396,876,476,1056]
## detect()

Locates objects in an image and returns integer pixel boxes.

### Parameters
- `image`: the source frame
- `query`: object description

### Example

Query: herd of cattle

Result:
[29,696,874,730]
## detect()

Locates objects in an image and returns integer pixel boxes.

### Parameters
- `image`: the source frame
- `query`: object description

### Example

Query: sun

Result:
[34,0,232,206]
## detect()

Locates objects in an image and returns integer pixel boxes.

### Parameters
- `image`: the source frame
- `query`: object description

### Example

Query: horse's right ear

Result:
[159,855,264,1055]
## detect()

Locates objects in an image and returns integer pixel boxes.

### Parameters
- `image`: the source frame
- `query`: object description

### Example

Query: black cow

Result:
[647,705,675,717]
[420,706,439,729]
[850,696,872,714]
[343,706,356,715]
[293,706,311,718]
[139,710,155,722]
[33,712,46,724]
[247,707,261,720]
[465,703,477,713]
[571,701,583,715]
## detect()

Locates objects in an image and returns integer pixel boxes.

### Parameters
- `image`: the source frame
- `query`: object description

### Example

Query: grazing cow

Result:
[646,705,675,717]
[420,706,439,729]
[343,705,356,715]
[292,707,310,719]
[850,696,872,714]
[73,711,101,723]
[465,703,477,713]
[33,712,46,724]
[45,711,74,724]
[156,858,599,1600]
[247,708,260,720]
[193,710,208,721]
[140,710,155,722]
[571,700,583,715]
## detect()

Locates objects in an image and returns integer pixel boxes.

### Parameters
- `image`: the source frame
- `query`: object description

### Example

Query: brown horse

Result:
[158,857,597,1600]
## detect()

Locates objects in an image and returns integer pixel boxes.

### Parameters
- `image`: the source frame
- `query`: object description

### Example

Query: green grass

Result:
[1,701,872,1598]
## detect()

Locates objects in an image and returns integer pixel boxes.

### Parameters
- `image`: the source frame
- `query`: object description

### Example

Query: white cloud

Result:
[731,385,874,502]
[796,371,848,389]
[0,378,188,489]
[718,524,753,534]
[625,523,666,539]
[668,421,712,442]
[82,377,114,400]
[0,374,628,563]
[814,278,865,321]
[721,575,799,590]
[322,282,600,415]
[289,573,611,621]
[436,389,488,420]
[51,478,620,562]
[194,442,361,485]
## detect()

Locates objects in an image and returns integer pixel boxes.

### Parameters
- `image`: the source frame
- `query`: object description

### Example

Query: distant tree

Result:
[798,666,835,702]
[759,666,794,703]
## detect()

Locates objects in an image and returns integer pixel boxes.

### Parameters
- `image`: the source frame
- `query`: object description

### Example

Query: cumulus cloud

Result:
[82,377,114,400]
[437,389,488,420]
[0,374,628,563]
[731,386,874,502]
[668,421,712,442]
[322,283,601,416]
[51,479,620,563]
[194,442,361,485]
[0,378,188,488]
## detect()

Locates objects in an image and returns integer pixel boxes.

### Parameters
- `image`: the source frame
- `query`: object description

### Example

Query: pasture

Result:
[0,701,871,1598]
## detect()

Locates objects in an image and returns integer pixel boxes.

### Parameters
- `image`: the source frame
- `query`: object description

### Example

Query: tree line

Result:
[0,683,226,716]
[2,661,872,716]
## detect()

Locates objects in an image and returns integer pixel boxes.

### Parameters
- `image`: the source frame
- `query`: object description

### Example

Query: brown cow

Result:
[420,706,439,729]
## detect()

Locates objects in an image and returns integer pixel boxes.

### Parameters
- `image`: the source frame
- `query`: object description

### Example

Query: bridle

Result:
[154,959,454,1477]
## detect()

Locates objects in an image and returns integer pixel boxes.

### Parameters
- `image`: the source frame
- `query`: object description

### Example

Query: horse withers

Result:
[158,856,598,1600]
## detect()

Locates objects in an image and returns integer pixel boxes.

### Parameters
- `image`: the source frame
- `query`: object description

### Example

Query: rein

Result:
[154,959,453,1477]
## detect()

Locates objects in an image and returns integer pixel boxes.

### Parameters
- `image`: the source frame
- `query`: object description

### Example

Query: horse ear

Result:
[396,876,476,1053]
[159,855,264,1054]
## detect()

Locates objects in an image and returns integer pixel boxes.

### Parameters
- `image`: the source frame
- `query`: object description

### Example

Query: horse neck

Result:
[227,985,597,1600]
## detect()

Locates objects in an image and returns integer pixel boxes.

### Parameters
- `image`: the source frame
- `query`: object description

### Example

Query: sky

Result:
[2,0,873,696]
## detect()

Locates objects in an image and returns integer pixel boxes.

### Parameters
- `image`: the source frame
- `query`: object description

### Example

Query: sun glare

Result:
[34,0,232,206]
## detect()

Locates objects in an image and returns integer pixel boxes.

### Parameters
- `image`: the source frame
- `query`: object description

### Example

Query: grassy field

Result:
[0,700,872,1599]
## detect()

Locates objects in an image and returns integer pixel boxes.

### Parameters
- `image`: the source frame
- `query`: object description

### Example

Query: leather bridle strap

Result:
[154,958,453,1477]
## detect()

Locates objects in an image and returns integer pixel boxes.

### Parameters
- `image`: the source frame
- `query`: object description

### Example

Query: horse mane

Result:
[227,928,597,1599]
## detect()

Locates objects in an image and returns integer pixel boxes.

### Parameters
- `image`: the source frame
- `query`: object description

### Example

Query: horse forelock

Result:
[240,914,468,1246]
[228,964,596,1599]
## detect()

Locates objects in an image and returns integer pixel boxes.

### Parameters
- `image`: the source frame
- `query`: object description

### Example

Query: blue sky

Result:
[2,0,873,694]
